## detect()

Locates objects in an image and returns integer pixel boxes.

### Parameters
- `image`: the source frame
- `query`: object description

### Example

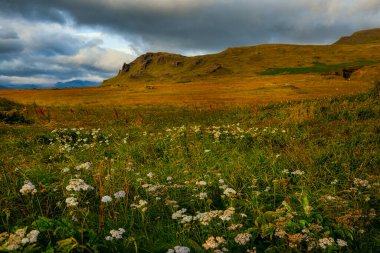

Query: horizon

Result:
[1,0,379,87]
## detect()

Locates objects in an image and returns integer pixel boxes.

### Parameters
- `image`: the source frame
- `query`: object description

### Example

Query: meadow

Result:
[0,82,379,252]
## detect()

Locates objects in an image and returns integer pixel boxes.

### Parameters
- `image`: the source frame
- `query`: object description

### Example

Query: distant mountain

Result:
[0,85,11,90]
[54,80,99,88]
[0,84,41,89]
[0,80,100,90]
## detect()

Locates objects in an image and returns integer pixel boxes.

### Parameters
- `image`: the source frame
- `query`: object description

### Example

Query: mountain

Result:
[54,80,99,88]
[0,85,11,90]
[334,28,380,45]
[102,28,380,87]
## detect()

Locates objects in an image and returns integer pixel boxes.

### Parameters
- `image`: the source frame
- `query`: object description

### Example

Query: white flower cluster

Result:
[234,233,252,245]
[223,188,237,197]
[172,207,238,226]
[101,196,112,203]
[354,178,371,188]
[65,196,79,207]
[114,190,126,198]
[0,228,39,251]
[291,170,305,176]
[20,180,37,195]
[130,199,148,211]
[202,236,226,250]
[318,237,335,249]
[167,246,191,253]
[74,162,91,170]
[66,179,93,192]
[105,228,125,241]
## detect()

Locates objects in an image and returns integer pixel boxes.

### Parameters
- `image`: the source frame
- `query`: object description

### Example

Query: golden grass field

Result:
[0,74,374,107]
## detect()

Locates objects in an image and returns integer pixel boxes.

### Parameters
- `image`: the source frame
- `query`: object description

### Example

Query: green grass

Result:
[259,60,380,75]
[0,85,379,252]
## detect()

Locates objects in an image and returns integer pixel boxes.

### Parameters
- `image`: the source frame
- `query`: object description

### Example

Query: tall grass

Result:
[0,87,379,252]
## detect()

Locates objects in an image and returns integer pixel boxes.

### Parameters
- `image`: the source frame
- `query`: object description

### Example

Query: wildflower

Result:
[353,178,370,188]
[337,239,347,247]
[167,246,191,253]
[65,196,78,207]
[172,209,187,220]
[66,179,93,192]
[105,228,125,240]
[203,236,226,250]
[291,170,305,176]
[131,199,148,211]
[101,195,112,203]
[167,176,173,181]
[147,172,154,178]
[114,190,126,198]
[318,237,334,249]
[21,230,39,244]
[20,180,37,195]
[223,188,236,197]
[228,224,243,231]
[62,167,70,173]
[219,179,225,184]
[181,215,193,224]
[330,179,338,185]
[196,181,207,186]
[235,233,252,245]
[198,192,208,199]
[74,162,91,170]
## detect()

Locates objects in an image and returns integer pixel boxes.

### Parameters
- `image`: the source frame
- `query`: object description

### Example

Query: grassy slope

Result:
[102,44,380,86]
[335,28,380,45]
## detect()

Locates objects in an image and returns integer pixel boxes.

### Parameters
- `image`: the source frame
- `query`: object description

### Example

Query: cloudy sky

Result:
[0,0,379,87]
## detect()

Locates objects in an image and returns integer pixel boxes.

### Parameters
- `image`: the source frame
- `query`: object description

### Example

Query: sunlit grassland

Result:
[0,84,379,252]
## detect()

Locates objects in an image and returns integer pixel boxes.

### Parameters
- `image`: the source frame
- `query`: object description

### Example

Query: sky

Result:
[0,0,379,87]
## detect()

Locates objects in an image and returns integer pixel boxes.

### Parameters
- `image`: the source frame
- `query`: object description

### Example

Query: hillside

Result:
[335,28,380,45]
[102,28,380,87]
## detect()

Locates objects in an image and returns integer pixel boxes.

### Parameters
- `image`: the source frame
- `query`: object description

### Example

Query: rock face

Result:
[121,63,131,73]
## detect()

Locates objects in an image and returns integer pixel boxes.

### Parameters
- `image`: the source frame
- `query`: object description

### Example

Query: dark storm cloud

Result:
[1,0,380,54]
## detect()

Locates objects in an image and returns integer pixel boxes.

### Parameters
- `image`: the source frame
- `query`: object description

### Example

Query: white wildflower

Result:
[20,180,37,195]
[114,190,126,198]
[198,192,208,199]
[181,215,193,224]
[291,170,305,176]
[196,181,207,186]
[106,228,125,240]
[131,199,148,211]
[66,179,93,192]
[147,172,154,178]
[65,196,78,207]
[101,195,112,203]
[223,188,236,197]
[172,209,187,220]
[234,233,252,245]
[318,237,335,249]
[74,162,91,170]
[202,236,226,250]
[337,239,347,247]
